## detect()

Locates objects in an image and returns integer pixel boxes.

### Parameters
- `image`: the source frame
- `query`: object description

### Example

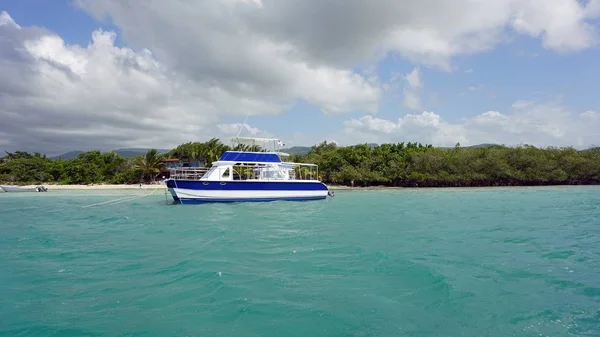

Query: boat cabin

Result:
[196,151,317,182]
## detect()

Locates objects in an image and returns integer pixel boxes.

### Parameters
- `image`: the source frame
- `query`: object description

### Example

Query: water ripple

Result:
[1,186,600,336]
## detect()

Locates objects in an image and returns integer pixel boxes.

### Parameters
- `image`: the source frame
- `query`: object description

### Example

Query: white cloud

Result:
[403,91,422,111]
[0,9,379,154]
[510,0,598,52]
[585,0,600,18]
[216,123,268,137]
[280,132,338,150]
[74,1,383,114]
[580,110,599,120]
[0,11,19,28]
[74,0,600,72]
[405,67,422,89]
[402,67,423,111]
[342,112,469,147]
[0,14,225,155]
[460,84,485,96]
[1,0,600,153]
[342,100,600,148]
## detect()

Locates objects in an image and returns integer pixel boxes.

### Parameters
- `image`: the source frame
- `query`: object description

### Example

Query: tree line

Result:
[1,139,600,187]
[299,142,600,187]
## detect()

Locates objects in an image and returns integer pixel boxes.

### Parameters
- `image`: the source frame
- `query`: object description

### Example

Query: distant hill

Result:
[280,143,378,155]
[113,148,170,158]
[279,146,312,155]
[467,143,502,148]
[438,143,502,150]
[361,143,500,149]
[22,143,595,161]
[51,148,170,160]
[581,146,600,152]
[51,151,84,160]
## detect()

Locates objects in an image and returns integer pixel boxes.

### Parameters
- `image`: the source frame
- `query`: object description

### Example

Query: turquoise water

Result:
[1,186,600,336]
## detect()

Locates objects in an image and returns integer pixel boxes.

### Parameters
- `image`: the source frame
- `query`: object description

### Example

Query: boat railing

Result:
[169,167,208,180]
[168,162,321,181]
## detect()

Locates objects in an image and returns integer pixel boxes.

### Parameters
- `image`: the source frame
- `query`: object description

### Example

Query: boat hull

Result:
[0,185,47,192]
[165,179,329,203]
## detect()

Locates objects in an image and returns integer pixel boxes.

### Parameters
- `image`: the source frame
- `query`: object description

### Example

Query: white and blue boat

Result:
[165,137,334,204]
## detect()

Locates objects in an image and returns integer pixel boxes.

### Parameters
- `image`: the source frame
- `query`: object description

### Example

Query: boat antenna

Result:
[236,113,250,138]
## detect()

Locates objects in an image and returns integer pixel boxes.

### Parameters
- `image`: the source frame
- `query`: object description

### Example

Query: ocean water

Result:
[1,186,600,336]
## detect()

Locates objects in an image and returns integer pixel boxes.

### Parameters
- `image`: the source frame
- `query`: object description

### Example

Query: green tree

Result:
[133,149,165,183]
[2,141,600,187]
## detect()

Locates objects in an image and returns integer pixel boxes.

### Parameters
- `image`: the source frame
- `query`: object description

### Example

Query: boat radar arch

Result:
[229,136,287,152]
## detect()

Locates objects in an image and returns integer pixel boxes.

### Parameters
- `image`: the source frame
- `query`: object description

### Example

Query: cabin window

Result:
[203,167,215,177]
[260,169,284,180]
[221,167,230,178]
[232,167,243,180]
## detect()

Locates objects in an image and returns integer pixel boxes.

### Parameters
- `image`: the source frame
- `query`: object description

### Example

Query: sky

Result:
[1,0,600,156]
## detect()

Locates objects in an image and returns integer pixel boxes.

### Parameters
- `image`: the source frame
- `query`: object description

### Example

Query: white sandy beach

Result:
[1,183,165,191]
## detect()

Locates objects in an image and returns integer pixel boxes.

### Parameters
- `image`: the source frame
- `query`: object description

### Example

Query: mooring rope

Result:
[81,186,161,208]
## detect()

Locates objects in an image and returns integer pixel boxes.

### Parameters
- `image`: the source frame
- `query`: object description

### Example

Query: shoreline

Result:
[1,183,165,191]
[2,183,599,192]
[1,183,382,191]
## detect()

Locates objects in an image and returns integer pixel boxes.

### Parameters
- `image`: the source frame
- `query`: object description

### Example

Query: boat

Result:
[0,185,48,192]
[165,137,334,204]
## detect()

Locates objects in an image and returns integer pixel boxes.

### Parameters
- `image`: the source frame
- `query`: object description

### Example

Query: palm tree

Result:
[232,144,263,152]
[204,138,229,164]
[134,149,165,183]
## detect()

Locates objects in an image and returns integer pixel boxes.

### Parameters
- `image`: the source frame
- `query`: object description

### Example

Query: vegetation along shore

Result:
[2,139,600,188]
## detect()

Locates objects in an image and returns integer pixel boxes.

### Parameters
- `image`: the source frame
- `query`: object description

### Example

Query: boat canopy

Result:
[281,161,317,167]
[230,137,280,146]
[218,151,281,163]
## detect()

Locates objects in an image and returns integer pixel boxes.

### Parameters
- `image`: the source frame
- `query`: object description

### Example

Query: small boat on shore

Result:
[165,137,334,204]
[0,185,48,192]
